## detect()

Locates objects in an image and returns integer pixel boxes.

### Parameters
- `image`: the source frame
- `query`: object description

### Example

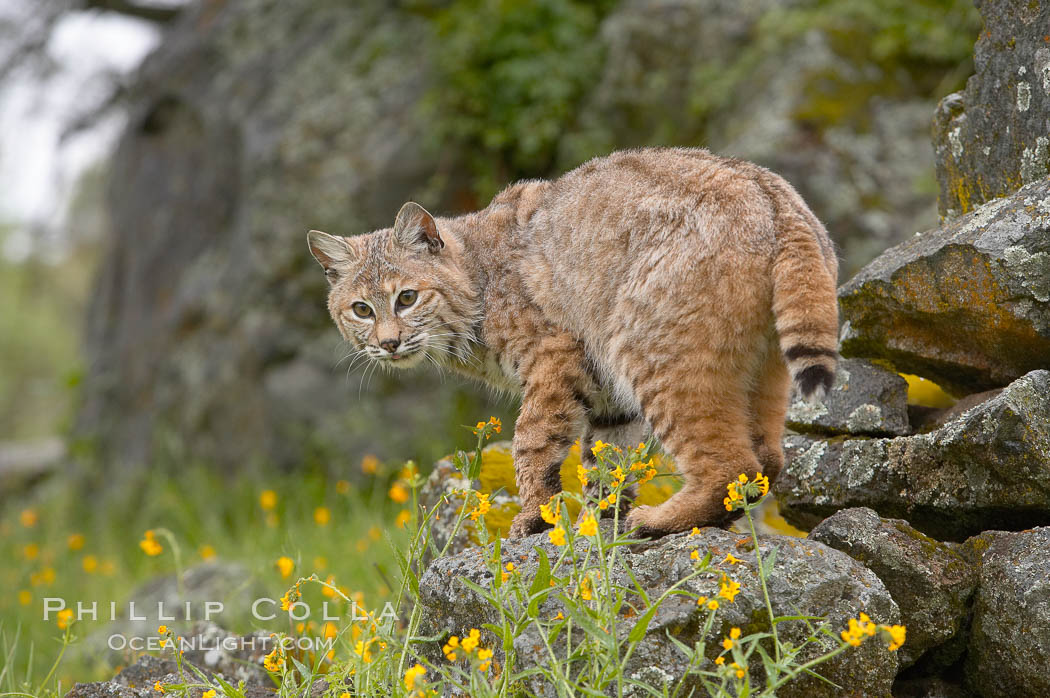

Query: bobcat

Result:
[307,147,838,538]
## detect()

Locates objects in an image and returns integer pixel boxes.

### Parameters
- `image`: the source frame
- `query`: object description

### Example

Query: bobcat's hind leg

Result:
[580,413,648,520]
[624,362,763,538]
[748,343,791,484]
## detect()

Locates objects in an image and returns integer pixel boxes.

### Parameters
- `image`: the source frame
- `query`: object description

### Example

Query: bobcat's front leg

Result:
[507,333,588,538]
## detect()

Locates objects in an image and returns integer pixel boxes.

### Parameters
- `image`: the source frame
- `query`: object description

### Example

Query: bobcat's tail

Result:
[769,182,840,403]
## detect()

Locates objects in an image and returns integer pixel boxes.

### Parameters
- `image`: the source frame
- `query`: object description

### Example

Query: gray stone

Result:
[777,370,1050,541]
[65,626,276,697]
[786,359,911,436]
[965,527,1050,697]
[419,523,899,697]
[838,178,1050,396]
[809,508,976,670]
[932,0,1050,218]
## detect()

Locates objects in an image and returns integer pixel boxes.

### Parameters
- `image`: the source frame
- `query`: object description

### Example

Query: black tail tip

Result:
[796,364,834,399]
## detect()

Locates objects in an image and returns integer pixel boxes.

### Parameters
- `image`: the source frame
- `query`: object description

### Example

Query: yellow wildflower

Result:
[23,543,39,560]
[396,509,412,528]
[540,499,559,524]
[478,647,493,671]
[690,549,700,561]
[442,635,460,661]
[18,590,31,606]
[140,530,163,556]
[579,576,593,601]
[202,691,215,698]
[591,440,609,457]
[576,462,589,488]
[259,490,277,511]
[707,599,719,610]
[714,656,725,666]
[598,498,610,510]
[154,681,165,692]
[607,493,617,505]
[723,553,741,565]
[67,533,85,551]
[157,624,167,635]
[722,637,734,650]
[388,482,409,503]
[690,527,700,536]
[719,577,741,603]
[369,525,382,541]
[696,596,707,606]
[404,663,426,690]
[754,473,770,496]
[263,648,285,672]
[82,555,98,573]
[578,511,598,536]
[276,556,294,579]
[354,638,375,663]
[20,509,37,527]
[883,624,907,651]
[336,479,351,494]
[611,465,626,485]
[470,492,491,521]
[730,627,741,639]
[639,466,657,485]
[56,609,74,630]
[361,453,379,474]
[462,628,481,653]
[549,526,567,546]
[732,662,745,679]
[199,545,216,560]
[314,506,331,526]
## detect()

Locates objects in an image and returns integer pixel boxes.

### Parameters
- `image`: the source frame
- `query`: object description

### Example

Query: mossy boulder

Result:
[932,0,1050,219]
[786,359,911,437]
[965,527,1050,697]
[418,525,899,697]
[809,508,977,671]
[838,178,1050,397]
[777,370,1050,541]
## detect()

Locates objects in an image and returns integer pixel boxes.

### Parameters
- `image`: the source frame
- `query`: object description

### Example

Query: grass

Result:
[1,423,906,697]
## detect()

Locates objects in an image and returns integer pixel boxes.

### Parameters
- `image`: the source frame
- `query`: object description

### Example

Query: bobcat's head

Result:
[307,203,478,371]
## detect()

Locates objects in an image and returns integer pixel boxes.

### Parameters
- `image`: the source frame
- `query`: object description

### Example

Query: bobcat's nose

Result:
[379,338,401,353]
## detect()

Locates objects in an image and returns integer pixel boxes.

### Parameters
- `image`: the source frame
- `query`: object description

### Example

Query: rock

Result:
[777,370,1050,541]
[965,527,1050,697]
[838,178,1050,396]
[74,562,269,668]
[785,359,911,436]
[418,523,899,697]
[809,508,976,671]
[65,626,275,697]
[932,0,1050,218]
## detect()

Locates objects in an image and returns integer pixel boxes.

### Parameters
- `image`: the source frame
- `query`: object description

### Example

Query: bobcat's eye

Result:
[397,289,418,308]
[351,302,373,319]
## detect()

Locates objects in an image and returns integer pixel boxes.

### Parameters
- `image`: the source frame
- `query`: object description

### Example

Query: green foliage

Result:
[0,233,92,440]
[421,0,617,201]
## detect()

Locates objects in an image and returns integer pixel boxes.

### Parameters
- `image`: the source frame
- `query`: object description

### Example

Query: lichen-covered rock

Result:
[418,524,899,697]
[838,178,1050,396]
[809,508,976,671]
[777,370,1050,540]
[965,527,1050,697]
[65,625,276,697]
[932,0,1050,218]
[786,359,910,436]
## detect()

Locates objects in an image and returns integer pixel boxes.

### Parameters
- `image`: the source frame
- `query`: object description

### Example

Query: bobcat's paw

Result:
[508,511,551,539]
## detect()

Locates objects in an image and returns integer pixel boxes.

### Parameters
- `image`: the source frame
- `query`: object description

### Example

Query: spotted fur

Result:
[308,147,838,538]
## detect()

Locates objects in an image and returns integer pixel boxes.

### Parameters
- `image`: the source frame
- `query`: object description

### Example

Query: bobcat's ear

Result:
[307,230,355,282]
[393,202,443,253]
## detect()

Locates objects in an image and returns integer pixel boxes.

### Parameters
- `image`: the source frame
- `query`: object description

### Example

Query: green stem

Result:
[744,507,780,669]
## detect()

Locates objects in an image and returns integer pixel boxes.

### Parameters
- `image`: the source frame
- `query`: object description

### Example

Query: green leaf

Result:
[627,602,661,644]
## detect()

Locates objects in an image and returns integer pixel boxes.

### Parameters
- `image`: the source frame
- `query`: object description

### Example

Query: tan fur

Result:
[307,147,838,538]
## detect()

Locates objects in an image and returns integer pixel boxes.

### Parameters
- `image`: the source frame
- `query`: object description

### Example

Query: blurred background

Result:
[0,0,980,684]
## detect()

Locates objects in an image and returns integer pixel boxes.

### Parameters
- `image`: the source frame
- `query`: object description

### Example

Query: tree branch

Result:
[83,0,182,23]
